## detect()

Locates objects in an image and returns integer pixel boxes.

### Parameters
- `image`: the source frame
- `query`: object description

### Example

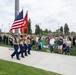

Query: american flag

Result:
[10,10,24,32]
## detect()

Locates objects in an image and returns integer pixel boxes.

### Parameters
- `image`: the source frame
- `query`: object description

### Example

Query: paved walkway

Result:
[0,46,76,75]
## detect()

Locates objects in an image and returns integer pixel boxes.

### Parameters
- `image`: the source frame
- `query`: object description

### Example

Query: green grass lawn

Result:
[0,43,12,48]
[0,59,60,75]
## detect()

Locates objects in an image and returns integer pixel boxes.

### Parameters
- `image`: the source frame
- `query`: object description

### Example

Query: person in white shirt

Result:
[49,36,55,53]
[36,36,39,43]
[66,37,71,55]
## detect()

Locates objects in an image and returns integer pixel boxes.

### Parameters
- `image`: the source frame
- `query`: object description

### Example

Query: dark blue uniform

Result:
[11,37,20,60]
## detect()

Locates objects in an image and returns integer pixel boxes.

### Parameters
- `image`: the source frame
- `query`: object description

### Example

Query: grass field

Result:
[0,59,60,75]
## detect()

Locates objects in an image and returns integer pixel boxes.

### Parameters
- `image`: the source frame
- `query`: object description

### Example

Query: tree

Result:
[55,29,59,36]
[45,28,48,33]
[41,28,49,35]
[64,23,70,35]
[35,24,41,34]
[27,19,32,34]
[70,31,76,36]
[60,26,63,35]
[0,29,1,33]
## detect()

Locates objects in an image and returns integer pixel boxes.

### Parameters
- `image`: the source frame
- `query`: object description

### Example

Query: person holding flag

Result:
[10,10,28,59]
[10,10,24,60]
[11,34,20,60]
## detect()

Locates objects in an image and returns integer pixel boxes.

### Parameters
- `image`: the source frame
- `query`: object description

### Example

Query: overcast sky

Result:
[0,0,76,33]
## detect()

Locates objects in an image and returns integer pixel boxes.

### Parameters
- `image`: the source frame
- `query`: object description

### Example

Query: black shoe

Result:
[17,58,20,60]
[11,55,13,58]
[21,56,25,58]
[25,55,28,56]
[28,53,31,55]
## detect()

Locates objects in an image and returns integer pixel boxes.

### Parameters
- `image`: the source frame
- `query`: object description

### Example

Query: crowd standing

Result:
[35,35,76,55]
[0,33,76,60]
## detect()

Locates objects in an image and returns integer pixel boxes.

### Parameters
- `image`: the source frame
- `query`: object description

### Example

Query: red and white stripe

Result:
[10,19,24,32]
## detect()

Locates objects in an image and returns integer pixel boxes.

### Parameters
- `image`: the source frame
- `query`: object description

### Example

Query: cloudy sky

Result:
[0,0,76,33]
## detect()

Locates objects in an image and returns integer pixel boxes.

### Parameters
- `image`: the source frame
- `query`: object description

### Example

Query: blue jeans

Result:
[50,45,54,52]
[24,44,28,56]
[11,45,19,59]
[66,46,71,53]
[19,44,24,57]
[27,44,31,54]
[74,45,76,48]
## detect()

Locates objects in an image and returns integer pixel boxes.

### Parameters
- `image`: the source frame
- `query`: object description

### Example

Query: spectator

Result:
[66,37,71,55]
[6,35,8,45]
[9,35,13,46]
[57,36,63,54]
[3,34,6,44]
[63,36,67,54]
[49,36,55,53]
[36,35,39,43]
[0,34,2,43]
[73,36,76,48]
[45,36,50,45]
[75,38,76,48]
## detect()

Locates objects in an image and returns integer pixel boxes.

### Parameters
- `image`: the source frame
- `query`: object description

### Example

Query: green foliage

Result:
[70,47,76,56]
[0,43,12,48]
[70,32,76,36]
[64,23,70,35]
[35,24,41,34]
[0,29,1,33]
[53,29,59,36]
[41,28,49,35]
[60,26,63,36]
[28,19,32,34]
[0,59,60,75]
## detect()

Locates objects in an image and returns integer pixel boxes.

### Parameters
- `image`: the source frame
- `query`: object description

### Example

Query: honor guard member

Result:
[27,37,31,54]
[11,34,20,60]
[18,35,25,58]
[23,35,28,56]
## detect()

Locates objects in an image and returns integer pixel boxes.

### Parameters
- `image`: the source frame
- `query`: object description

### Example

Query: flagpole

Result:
[15,0,19,34]
[25,11,28,35]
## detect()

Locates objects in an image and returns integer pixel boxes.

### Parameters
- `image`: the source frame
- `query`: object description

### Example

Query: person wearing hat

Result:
[11,34,20,60]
